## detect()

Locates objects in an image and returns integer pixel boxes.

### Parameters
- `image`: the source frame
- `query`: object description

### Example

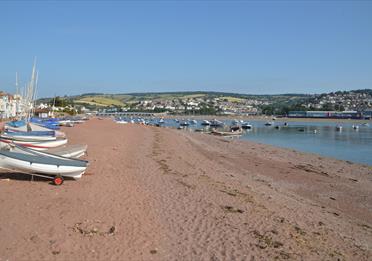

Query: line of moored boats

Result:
[115,116,370,136]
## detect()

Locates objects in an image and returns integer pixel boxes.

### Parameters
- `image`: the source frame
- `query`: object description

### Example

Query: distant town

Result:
[1,89,372,120]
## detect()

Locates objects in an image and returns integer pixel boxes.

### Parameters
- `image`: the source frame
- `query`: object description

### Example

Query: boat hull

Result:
[0,151,87,179]
[0,138,68,150]
[1,134,57,142]
[5,123,66,138]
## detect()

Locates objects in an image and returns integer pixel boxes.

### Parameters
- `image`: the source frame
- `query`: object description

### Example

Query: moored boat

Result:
[180,121,190,127]
[241,122,252,129]
[264,121,274,126]
[231,119,239,125]
[210,119,224,127]
[201,120,211,126]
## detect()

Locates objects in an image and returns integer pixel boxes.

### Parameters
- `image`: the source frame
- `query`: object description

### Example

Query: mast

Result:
[31,70,39,118]
[15,72,19,95]
[26,58,37,121]
[52,94,56,117]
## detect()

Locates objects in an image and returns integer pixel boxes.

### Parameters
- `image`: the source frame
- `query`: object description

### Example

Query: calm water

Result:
[124,117,372,166]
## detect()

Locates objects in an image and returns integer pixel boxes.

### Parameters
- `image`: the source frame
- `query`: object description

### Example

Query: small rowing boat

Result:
[0,137,68,150]
[211,129,242,136]
[0,148,88,179]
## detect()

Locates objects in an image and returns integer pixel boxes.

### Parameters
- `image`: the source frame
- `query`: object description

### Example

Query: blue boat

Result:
[5,130,55,136]
[7,120,26,128]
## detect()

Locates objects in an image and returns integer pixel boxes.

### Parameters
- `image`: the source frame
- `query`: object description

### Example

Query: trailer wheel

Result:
[53,175,64,186]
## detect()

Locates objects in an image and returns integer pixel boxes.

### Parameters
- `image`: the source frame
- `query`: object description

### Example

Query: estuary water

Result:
[151,118,372,166]
[240,121,372,166]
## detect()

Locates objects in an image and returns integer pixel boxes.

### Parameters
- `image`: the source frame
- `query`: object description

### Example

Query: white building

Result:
[0,93,25,119]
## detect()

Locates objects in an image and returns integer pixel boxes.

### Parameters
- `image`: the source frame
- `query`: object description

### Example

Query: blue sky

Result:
[0,1,371,97]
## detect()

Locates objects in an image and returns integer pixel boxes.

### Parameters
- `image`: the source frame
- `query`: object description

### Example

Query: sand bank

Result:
[0,118,371,260]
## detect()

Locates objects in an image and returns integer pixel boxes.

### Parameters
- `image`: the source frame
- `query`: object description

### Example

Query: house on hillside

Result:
[34,108,54,118]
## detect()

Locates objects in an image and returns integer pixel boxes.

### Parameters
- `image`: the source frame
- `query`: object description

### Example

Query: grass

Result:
[75,96,125,106]
[219,96,245,102]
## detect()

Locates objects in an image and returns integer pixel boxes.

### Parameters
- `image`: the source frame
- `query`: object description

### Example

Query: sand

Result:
[0,118,371,260]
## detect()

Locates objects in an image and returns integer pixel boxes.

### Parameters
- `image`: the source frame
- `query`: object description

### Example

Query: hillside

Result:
[38,91,309,107]
[36,89,372,115]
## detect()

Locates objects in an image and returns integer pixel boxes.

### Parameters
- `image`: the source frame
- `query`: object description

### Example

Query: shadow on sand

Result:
[0,172,54,184]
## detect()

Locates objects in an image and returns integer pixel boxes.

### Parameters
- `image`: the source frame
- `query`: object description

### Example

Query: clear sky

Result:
[0,1,371,98]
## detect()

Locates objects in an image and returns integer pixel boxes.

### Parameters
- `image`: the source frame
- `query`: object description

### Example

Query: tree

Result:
[322,103,334,111]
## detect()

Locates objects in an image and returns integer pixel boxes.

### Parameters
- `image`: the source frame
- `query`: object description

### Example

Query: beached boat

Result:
[115,120,128,124]
[189,119,197,124]
[7,143,87,159]
[211,129,242,136]
[5,122,66,138]
[58,120,71,126]
[230,125,241,132]
[0,148,88,181]
[30,119,60,130]
[46,144,88,158]
[1,133,57,142]
[4,129,55,136]
[0,137,68,150]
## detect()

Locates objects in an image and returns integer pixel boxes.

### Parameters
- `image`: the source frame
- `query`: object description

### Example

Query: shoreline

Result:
[162,114,371,124]
[0,118,371,260]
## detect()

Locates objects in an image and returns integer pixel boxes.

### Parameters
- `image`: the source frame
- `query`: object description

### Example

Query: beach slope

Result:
[0,118,371,260]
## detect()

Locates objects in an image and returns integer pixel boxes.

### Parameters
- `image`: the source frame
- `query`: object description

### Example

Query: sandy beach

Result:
[0,118,371,260]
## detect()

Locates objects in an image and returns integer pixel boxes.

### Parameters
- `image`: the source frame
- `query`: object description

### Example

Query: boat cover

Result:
[0,150,87,167]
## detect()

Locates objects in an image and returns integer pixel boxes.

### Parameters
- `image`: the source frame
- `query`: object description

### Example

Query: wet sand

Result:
[0,118,371,260]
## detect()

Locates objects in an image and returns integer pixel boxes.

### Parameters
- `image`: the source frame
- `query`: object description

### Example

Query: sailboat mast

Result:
[26,58,37,121]
[15,72,19,95]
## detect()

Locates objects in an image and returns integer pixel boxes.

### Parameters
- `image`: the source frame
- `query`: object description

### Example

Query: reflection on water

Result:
[128,117,372,166]
[240,121,372,166]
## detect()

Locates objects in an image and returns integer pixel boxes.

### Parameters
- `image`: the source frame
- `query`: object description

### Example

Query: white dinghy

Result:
[0,137,68,151]
[0,133,57,142]
[5,143,88,159]
[46,144,88,158]
[0,147,88,183]
[5,122,66,138]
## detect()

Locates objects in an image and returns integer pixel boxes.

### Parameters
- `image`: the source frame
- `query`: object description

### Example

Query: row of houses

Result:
[288,110,372,119]
[0,93,25,119]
